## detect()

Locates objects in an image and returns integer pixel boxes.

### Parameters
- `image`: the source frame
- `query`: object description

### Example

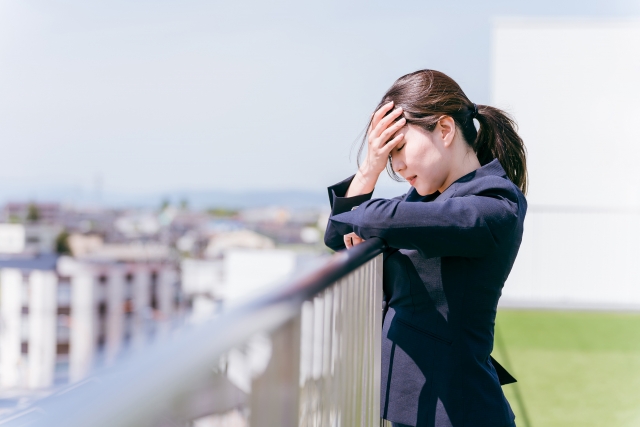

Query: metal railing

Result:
[1,238,389,427]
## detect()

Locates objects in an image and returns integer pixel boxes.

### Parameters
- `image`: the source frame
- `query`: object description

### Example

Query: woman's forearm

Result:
[346,164,379,197]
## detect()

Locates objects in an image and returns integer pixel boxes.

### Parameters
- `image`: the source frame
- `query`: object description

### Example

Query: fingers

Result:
[371,101,395,132]
[378,116,406,145]
[343,232,364,249]
[344,233,352,249]
[371,106,404,140]
[363,101,406,176]
[382,132,404,155]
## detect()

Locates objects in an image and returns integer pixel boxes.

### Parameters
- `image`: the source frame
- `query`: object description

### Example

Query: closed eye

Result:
[396,144,405,152]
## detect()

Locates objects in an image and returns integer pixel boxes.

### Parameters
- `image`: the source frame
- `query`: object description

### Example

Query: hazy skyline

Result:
[1,0,638,203]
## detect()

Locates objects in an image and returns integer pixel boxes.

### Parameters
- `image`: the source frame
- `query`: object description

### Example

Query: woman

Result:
[324,70,527,427]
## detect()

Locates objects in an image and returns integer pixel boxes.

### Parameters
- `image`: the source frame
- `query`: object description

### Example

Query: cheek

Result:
[409,143,447,193]
[407,141,439,172]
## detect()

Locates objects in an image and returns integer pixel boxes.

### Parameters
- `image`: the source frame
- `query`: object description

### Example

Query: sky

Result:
[0,0,639,203]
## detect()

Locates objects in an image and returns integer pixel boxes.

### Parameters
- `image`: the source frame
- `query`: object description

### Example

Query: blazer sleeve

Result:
[324,175,408,251]
[327,184,520,258]
[323,175,374,251]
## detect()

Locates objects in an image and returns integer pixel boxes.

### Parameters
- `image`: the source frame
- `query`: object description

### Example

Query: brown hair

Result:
[358,70,528,194]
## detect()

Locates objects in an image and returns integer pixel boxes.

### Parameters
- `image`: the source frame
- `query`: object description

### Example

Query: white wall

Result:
[105,267,125,364]
[181,259,223,297]
[0,269,23,388]
[492,19,640,308]
[69,267,96,382]
[0,269,59,389]
[27,271,57,388]
[0,224,25,254]
[224,249,297,304]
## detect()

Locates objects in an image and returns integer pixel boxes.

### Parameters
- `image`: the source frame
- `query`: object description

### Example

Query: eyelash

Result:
[397,144,405,152]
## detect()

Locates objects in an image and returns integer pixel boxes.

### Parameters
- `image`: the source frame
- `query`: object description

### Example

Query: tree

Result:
[26,203,40,222]
[55,231,71,255]
[160,198,171,211]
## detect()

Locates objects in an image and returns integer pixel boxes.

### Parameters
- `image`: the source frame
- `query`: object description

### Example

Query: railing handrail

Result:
[4,238,386,427]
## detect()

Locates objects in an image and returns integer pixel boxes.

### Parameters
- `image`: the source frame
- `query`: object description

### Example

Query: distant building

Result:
[66,233,104,257]
[0,196,328,395]
[0,224,62,255]
[204,230,275,259]
[0,251,180,390]
[2,203,61,224]
[0,255,59,389]
[223,249,297,303]
[181,228,325,322]
[0,225,25,254]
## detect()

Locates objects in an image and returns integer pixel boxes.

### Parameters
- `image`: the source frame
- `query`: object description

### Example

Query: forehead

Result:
[392,123,431,141]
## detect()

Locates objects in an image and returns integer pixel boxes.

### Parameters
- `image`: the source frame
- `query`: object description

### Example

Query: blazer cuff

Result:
[327,175,374,215]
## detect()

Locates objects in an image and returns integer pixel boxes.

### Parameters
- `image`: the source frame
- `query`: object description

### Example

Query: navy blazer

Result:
[324,159,526,427]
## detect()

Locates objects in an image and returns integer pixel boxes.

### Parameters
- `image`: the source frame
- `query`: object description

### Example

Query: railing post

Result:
[372,254,385,427]
[298,253,384,427]
[250,316,301,427]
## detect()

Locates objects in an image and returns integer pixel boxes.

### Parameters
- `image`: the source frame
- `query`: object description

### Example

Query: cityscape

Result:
[0,199,330,414]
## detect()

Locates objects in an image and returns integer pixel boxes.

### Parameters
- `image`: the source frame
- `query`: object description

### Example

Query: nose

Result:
[391,155,406,173]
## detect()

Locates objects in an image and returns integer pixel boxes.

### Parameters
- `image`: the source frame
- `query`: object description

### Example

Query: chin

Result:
[414,185,435,197]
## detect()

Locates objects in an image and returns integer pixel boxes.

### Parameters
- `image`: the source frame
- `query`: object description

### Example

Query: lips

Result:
[407,176,417,186]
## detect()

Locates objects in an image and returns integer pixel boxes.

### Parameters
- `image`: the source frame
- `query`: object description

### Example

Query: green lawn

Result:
[493,310,640,427]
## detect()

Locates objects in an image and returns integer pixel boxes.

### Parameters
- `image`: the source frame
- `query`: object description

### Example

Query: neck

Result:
[439,149,481,193]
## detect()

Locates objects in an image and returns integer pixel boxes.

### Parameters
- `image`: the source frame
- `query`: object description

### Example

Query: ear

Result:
[437,116,456,147]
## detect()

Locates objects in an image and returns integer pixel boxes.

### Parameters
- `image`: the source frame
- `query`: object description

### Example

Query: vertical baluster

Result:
[338,277,349,427]
[353,268,361,427]
[369,260,375,427]
[351,269,361,426]
[371,259,379,426]
[333,279,342,427]
[312,298,320,427]
[250,316,301,427]
[373,255,384,427]
[321,287,333,427]
[317,291,324,427]
[300,300,314,427]
[344,273,353,426]
[334,279,347,426]
[357,266,366,427]
[350,269,359,427]
[345,271,353,426]
[359,265,367,427]
[331,281,342,425]
[316,293,325,426]
[370,260,377,426]
[331,280,342,426]
[329,281,336,427]
[308,296,314,427]
[310,296,318,425]
[363,261,372,427]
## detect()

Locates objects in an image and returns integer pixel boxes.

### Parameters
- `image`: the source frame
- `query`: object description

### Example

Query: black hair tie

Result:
[470,103,478,119]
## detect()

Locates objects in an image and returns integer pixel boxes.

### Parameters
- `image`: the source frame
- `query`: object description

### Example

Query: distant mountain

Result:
[158,189,329,210]
[0,186,328,210]
[0,183,407,210]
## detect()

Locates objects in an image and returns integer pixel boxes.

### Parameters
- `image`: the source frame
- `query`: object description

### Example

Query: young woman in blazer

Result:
[324,70,527,427]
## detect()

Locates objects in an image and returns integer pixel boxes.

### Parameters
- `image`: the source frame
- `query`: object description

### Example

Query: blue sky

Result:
[0,0,638,202]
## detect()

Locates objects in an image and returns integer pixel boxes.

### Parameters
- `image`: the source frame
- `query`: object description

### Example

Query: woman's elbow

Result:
[324,231,345,252]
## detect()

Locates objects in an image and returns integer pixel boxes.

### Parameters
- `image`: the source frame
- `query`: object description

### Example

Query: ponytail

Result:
[474,106,528,195]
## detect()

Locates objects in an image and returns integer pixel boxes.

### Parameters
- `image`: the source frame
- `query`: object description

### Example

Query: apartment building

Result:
[0,252,180,389]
